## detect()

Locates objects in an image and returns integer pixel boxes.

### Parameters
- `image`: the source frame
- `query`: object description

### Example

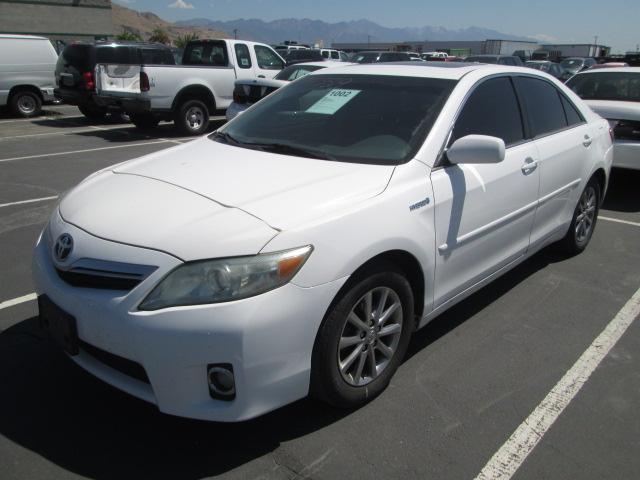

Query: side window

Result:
[451,77,525,146]
[254,45,284,70]
[340,52,349,62]
[234,43,252,69]
[321,50,329,58]
[559,95,584,126]
[331,51,340,60]
[515,76,568,137]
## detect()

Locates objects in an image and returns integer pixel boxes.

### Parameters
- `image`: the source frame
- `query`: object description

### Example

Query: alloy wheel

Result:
[338,286,403,386]
[575,185,596,244]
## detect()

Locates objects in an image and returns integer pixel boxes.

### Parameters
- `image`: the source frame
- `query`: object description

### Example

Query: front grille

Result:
[613,119,640,141]
[55,259,157,291]
[80,339,150,384]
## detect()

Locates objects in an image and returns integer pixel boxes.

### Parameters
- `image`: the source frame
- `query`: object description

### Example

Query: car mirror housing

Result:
[446,134,506,165]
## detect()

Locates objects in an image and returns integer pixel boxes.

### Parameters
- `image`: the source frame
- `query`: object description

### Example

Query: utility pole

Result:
[233,29,238,39]
[367,34,371,46]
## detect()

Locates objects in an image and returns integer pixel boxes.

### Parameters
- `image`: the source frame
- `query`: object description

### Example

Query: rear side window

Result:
[58,44,93,71]
[321,51,329,58]
[451,77,524,146]
[254,45,284,70]
[234,43,252,69]
[331,51,340,60]
[560,95,584,126]
[138,48,174,65]
[515,77,567,137]
[183,41,228,66]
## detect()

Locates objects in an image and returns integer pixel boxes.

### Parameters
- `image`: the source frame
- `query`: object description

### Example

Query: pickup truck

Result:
[95,39,285,135]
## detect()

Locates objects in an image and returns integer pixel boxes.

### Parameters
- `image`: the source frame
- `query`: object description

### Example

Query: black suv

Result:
[55,41,175,119]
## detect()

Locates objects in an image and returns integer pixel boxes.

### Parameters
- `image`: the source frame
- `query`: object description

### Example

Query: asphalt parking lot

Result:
[0,105,639,480]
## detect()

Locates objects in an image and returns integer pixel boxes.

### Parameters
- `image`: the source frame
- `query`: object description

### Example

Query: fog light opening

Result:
[207,364,236,400]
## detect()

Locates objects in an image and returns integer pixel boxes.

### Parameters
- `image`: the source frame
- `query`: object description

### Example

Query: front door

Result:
[432,76,540,307]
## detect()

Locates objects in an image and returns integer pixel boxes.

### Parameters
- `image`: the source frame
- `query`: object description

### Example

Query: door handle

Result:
[583,135,592,147]
[257,75,265,78]
[521,157,538,174]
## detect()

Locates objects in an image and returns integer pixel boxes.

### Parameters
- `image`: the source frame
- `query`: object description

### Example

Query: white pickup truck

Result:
[95,39,285,135]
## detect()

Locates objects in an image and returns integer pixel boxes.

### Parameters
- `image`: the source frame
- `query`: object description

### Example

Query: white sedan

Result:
[567,67,640,170]
[33,63,612,422]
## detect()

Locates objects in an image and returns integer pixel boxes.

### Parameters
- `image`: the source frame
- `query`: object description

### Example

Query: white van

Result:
[0,34,58,117]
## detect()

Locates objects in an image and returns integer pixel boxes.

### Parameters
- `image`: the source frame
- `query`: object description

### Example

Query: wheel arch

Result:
[171,84,217,113]
[8,84,43,102]
[325,249,426,327]
[590,167,607,205]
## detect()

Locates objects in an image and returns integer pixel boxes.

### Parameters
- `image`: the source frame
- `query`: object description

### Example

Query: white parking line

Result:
[0,124,133,140]
[0,139,173,163]
[0,195,59,209]
[475,286,640,480]
[0,293,38,311]
[599,216,640,228]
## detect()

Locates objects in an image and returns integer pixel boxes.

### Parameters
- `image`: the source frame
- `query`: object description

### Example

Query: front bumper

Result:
[33,213,347,421]
[612,139,640,170]
[94,94,151,114]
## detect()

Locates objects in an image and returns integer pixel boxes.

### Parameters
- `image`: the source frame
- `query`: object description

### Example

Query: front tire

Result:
[560,177,600,255]
[174,99,209,135]
[311,265,414,408]
[10,91,42,118]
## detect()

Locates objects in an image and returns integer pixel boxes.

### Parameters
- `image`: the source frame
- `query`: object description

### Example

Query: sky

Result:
[114,0,639,53]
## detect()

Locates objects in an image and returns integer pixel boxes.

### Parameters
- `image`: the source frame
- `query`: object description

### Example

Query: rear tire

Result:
[174,99,209,135]
[130,113,160,130]
[10,91,42,118]
[311,265,414,408]
[78,101,107,120]
[559,177,600,255]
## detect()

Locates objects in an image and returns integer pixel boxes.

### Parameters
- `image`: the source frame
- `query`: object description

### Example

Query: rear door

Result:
[56,44,94,91]
[514,75,591,248]
[431,76,540,307]
[232,42,255,81]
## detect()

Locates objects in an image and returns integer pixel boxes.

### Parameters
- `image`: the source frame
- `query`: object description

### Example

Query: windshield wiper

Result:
[211,130,244,146]
[246,142,335,160]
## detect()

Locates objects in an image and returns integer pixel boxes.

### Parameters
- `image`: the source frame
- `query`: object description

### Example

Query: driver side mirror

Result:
[446,135,506,164]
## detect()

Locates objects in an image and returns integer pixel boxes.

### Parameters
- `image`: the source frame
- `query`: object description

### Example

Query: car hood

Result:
[111,138,396,231]
[585,100,640,122]
[59,171,278,261]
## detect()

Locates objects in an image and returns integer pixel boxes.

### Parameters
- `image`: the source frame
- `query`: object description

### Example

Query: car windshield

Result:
[210,74,456,165]
[567,72,640,102]
[466,56,498,64]
[353,52,379,63]
[275,64,324,81]
[561,59,584,70]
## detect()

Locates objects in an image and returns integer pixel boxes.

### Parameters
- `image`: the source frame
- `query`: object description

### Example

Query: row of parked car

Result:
[1,33,638,172]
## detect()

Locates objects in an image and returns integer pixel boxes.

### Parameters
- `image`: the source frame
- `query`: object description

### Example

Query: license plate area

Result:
[38,295,79,355]
[60,73,75,87]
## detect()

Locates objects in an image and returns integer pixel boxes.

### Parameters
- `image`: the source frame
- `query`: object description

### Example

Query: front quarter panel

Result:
[261,159,436,317]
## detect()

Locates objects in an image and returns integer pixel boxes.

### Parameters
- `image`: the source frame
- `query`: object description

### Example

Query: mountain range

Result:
[174,17,533,46]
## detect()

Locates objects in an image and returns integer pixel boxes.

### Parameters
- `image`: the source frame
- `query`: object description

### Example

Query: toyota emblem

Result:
[54,233,74,262]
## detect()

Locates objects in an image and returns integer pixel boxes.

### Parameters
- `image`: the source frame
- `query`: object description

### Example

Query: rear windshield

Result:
[58,44,93,71]
[466,56,498,64]
[561,59,585,70]
[286,50,322,61]
[353,52,380,63]
[275,64,324,81]
[567,72,640,102]
[211,74,456,165]
[96,45,134,64]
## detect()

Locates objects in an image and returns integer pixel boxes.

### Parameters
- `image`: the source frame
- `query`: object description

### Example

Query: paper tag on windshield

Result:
[306,89,361,115]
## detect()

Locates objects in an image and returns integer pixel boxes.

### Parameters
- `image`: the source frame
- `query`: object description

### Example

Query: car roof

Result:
[312,62,534,80]
[0,34,49,40]
[574,67,640,74]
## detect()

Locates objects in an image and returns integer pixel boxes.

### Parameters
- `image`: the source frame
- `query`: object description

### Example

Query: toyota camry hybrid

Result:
[33,63,613,422]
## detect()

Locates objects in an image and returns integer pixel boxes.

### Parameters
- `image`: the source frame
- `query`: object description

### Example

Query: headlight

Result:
[138,245,313,311]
